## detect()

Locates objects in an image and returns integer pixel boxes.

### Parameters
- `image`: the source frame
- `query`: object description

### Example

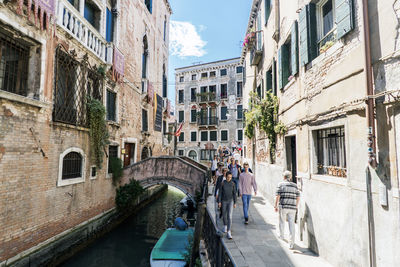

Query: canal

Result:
[60,186,195,267]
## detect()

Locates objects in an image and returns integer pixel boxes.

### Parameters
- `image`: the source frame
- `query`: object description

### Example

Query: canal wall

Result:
[1,185,168,267]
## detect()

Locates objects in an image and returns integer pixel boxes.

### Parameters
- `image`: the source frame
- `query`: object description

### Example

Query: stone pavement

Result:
[208,186,333,267]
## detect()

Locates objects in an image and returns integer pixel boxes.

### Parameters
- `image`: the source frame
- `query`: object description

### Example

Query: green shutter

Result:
[266,70,272,93]
[336,0,354,39]
[299,4,317,66]
[265,0,271,25]
[272,59,277,95]
[278,47,283,90]
[282,44,290,88]
[291,21,299,76]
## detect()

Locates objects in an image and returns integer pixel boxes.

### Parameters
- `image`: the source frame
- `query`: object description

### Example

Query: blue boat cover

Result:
[151,228,194,260]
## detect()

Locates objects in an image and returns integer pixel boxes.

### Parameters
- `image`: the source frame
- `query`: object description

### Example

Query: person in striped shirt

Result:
[274,170,300,249]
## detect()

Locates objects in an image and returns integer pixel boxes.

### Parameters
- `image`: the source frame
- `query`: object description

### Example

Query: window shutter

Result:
[282,45,290,87]
[291,21,299,76]
[264,0,271,25]
[278,47,283,90]
[299,4,317,66]
[272,59,277,95]
[336,0,354,39]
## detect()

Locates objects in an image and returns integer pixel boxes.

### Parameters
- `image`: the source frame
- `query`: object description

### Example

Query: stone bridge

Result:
[121,156,209,202]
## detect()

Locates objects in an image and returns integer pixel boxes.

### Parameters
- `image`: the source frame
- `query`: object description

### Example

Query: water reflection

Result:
[60,186,194,267]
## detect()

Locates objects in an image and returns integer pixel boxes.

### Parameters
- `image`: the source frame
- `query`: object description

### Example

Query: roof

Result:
[240,0,261,63]
[175,57,241,73]
[151,228,193,260]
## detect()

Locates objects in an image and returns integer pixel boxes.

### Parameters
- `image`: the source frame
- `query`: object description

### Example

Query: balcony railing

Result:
[57,0,112,63]
[250,31,263,66]
[198,116,219,126]
[198,93,217,103]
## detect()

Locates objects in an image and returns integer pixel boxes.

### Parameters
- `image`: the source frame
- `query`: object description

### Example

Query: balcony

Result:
[197,116,219,126]
[57,0,112,63]
[250,31,263,66]
[197,92,217,103]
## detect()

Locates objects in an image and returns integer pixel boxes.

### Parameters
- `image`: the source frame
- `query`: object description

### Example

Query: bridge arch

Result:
[121,156,208,203]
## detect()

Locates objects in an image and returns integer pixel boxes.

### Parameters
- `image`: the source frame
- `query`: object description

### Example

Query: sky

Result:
[167,0,252,106]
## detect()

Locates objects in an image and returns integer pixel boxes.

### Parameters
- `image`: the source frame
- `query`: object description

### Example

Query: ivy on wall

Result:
[244,92,287,161]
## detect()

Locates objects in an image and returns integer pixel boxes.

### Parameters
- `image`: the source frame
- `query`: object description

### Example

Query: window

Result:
[237,105,243,120]
[91,166,97,178]
[236,66,243,73]
[178,150,184,156]
[210,131,217,141]
[200,86,207,102]
[278,36,292,89]
[179,132,185,142]
[191,109,197,123]
[191,131,197,142]
[142,36,148,79]
[209,85,216,101]
[58,148,86,186]
[192,74,197,80]
[201,72,208,79]
[142,109,148,132]
[315,126,346,177]
[237,82,243,97]
[266,69,273,94]
[162,64,167,98]
[84,0,101,30]
[265,0,272,24]
[106,90,117,121]
[179,76,184,82]
[0,31,30,97]
[237,129,243,141]
[188,150,197,161]
[163,120,167,134]
[200,149,216,160]
[145,0,152,13]
[108,145,118,174]
[220,106,227,120]
[221,130,228,141]
[201,131,208,141]
[220,69,227,76]
[220,84,227,99]
[178,90,184,103]
[256,85,263,99]
[320,0,334,38]
[191,88,197,102]
[178,110,184,123]
[209,71,216,77]
[106,8,114,42]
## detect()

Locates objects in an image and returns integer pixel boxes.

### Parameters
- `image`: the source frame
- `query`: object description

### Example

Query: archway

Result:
[188,150,197,161]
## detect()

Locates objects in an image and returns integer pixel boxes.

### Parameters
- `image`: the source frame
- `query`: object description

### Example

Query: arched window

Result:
[188,150,197,161]
[58,148,86,186]
[141,146,149,160]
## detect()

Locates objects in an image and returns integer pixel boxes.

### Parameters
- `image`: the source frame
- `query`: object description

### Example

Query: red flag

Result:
[174,122,183,137]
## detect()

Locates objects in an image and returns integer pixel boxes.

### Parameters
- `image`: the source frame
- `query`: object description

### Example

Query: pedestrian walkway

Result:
[208,186,332,267]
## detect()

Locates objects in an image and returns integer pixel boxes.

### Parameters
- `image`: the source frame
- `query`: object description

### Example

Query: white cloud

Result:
[169,21,207,58]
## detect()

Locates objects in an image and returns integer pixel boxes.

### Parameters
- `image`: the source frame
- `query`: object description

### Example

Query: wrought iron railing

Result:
[198,116,218,126]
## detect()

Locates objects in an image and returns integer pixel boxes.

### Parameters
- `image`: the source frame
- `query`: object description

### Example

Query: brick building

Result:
[241,0,400,266]
[0,0,171,263]
[175,58,244,163]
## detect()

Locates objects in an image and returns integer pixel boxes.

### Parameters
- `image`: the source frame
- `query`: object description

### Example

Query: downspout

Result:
[252,64,257,171]
[361,0,377,266]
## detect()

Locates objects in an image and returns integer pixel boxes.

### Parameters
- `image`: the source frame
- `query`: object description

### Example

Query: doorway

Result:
[123,143,136,167]
[285,136,297,183]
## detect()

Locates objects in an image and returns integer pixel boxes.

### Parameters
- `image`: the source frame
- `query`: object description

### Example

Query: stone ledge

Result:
[0,90,50,109]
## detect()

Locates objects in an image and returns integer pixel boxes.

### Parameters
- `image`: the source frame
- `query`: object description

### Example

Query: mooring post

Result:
[190,202,206,267]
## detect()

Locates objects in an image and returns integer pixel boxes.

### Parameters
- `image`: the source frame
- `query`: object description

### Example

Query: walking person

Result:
[239,162,257,224]
[228,158,241,196]
[210,155,218,184]
[274,171,300,249]
[215,167,228,219]
[217,171,237,239]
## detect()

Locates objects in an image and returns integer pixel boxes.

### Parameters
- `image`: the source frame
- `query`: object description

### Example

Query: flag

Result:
[174,122,183,137]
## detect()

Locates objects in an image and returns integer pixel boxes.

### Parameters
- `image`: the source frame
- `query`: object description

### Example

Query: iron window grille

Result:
[108,145,118,173]
[0,31,29,97]
[106,89,117,121]
[316,126,347,177]
[142,109,148,132]
[62,152,83,179]
[53,46,103,127]
[221,130,228,141]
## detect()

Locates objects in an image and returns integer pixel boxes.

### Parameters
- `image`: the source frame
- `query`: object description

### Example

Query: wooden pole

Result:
[190,202,206,267]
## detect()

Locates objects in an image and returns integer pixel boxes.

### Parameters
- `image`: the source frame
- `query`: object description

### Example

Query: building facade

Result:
[0,0,171,263]
[242,0,400,266]
[175,58,244,163]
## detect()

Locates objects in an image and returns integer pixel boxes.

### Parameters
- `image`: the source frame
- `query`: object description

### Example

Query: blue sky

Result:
[167,0,251,105]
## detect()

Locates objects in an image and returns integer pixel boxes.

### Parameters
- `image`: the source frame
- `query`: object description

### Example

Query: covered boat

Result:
[150,228,194,267]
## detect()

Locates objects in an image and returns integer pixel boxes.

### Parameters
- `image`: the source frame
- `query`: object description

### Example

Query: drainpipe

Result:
[252,61,257,171]
[361,0,377,266]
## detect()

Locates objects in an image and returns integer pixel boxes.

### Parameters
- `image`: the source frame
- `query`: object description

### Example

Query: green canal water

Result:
[60,186,194,267]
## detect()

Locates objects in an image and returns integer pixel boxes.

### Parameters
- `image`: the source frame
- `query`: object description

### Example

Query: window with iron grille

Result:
[62,152,83,179]
[210,131,217,141]
[237,82,243,97]
[108,145,118,173]
[201,131,208,141]
[0,31,30,97]
[142,109,148,132]
[221,130,228,141]
[315,126,346,177]
[179,132,185,142]
[191,109,197,123]
[220,69,227,76]
[220,84,227,99]
[106,89,116,121]
[191,131,197,142]
[53,47,103,127]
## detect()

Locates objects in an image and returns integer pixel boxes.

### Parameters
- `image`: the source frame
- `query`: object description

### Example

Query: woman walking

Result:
[217,171,237,239]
